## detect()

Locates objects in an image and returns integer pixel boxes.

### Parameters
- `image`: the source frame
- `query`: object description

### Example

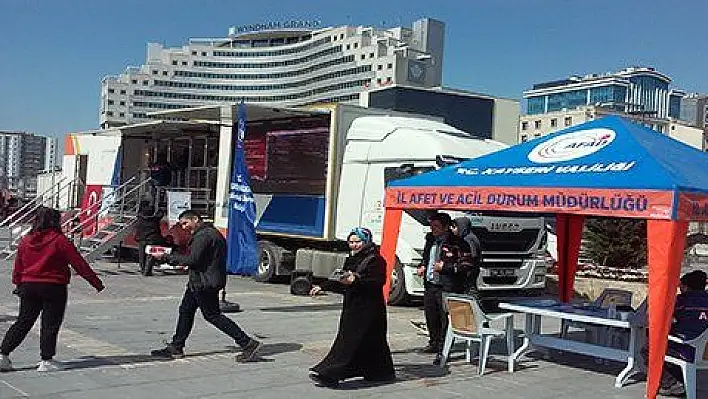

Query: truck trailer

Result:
[61,103,549,304]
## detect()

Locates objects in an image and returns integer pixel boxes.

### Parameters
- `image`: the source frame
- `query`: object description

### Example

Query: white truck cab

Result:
[334,116,547,304]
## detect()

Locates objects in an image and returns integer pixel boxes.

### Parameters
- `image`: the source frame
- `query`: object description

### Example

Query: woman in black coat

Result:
[308,227,395,388]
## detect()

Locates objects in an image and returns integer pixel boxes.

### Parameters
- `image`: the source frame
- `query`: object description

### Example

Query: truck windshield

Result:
[383,165,435,185]
[384,165,436,226]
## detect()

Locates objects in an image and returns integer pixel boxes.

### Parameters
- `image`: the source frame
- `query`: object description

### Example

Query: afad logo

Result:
[527,128,616,164]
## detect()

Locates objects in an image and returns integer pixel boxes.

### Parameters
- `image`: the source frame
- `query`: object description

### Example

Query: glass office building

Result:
[523,67,680,119]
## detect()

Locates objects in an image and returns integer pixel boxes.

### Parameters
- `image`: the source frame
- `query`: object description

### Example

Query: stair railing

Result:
[64,177,152,240]
[63,176,136,237]
[1,176,154,260]
[0,176,71,228]
[0,177,79,256]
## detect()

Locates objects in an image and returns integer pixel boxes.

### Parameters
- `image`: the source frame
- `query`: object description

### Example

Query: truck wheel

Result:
[387,261,410,306]
[255,241,281,283]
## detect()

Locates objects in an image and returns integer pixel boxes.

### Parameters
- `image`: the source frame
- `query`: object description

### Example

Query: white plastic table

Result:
[499,300,645,388]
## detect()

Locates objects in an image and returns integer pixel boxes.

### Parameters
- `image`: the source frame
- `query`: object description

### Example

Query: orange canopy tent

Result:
[379,116,708,398]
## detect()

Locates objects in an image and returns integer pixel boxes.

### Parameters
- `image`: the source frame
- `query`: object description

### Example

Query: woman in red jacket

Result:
[0,207,104,372]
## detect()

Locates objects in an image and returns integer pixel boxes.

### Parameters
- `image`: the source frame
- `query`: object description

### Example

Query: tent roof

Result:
[385,116,708,220]
[390,116,708,192]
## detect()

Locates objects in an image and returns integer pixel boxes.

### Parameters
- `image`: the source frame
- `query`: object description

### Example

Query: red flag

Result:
[79,185,103,235]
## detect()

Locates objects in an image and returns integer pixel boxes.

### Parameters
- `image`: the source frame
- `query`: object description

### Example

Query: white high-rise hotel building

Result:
[100,18,444,128]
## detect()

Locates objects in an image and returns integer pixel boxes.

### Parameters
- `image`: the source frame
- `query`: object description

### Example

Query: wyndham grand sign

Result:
[229,20,322,35]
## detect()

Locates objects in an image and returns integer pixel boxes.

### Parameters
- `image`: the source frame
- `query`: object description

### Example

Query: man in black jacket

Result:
[416,212,472,365]
[150,210,261,362]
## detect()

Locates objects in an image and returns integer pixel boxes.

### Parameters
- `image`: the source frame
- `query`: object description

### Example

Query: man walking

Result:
[150,210,261,362]
[417,212,472,365]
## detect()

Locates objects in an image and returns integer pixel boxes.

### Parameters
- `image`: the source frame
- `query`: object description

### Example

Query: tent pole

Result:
[645,219,688,398]
[380,208,403,304]
[555,214,584,303]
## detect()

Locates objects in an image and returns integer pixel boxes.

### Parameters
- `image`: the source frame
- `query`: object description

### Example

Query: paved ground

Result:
[0,259,704,398]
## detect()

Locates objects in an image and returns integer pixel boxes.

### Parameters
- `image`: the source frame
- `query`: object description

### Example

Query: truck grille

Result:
[471,228,540,252]
[484,261,524,269]
[482,276,518,285]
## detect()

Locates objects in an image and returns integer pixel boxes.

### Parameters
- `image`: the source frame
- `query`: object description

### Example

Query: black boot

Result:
[236,339,262,363]
[150,343,184,359]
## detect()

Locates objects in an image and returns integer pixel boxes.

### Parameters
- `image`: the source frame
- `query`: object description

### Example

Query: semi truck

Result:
[61,103,549,304]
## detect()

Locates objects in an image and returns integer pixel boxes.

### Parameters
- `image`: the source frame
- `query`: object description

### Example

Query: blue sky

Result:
[1,0,706,138]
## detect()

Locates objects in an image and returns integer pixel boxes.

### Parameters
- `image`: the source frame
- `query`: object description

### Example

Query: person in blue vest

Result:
[149,158,172,187]
[658,269,708,396]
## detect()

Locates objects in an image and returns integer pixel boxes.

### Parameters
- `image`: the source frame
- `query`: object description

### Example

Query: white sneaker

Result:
[37,359,62,372]
[0,355,12,372]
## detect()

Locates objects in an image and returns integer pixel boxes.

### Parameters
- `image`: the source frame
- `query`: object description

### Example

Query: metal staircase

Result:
[0,177,79,259]
[69,177,152,263]
[1,177,152,263]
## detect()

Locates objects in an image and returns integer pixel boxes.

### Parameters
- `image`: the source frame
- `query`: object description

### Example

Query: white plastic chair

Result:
[628,298,648,327]
[595,288,634,309]
[665,328,708,399]
[440,294,515,375]
[561,288,633,343]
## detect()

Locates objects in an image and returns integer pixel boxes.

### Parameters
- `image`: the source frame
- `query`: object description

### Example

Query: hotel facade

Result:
[100,18,445,128]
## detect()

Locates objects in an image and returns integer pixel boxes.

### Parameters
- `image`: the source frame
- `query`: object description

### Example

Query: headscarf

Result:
[348,227,373,245]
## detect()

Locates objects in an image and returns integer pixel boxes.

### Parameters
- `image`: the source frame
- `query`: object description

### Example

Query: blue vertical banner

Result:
[226,101,259,275]
[110,144,122,187]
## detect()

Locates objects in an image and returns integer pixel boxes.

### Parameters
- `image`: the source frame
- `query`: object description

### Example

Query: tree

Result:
[582,217,647,269]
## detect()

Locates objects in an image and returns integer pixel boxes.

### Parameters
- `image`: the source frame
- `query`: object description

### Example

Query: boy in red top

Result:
[0,207,104,373]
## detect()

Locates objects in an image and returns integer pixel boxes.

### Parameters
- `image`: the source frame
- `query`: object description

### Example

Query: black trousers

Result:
[641,341,688,387]
[171,287,251,349]
[423,283,447,353]
[0,283,67,360]
[466,268,481,299]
